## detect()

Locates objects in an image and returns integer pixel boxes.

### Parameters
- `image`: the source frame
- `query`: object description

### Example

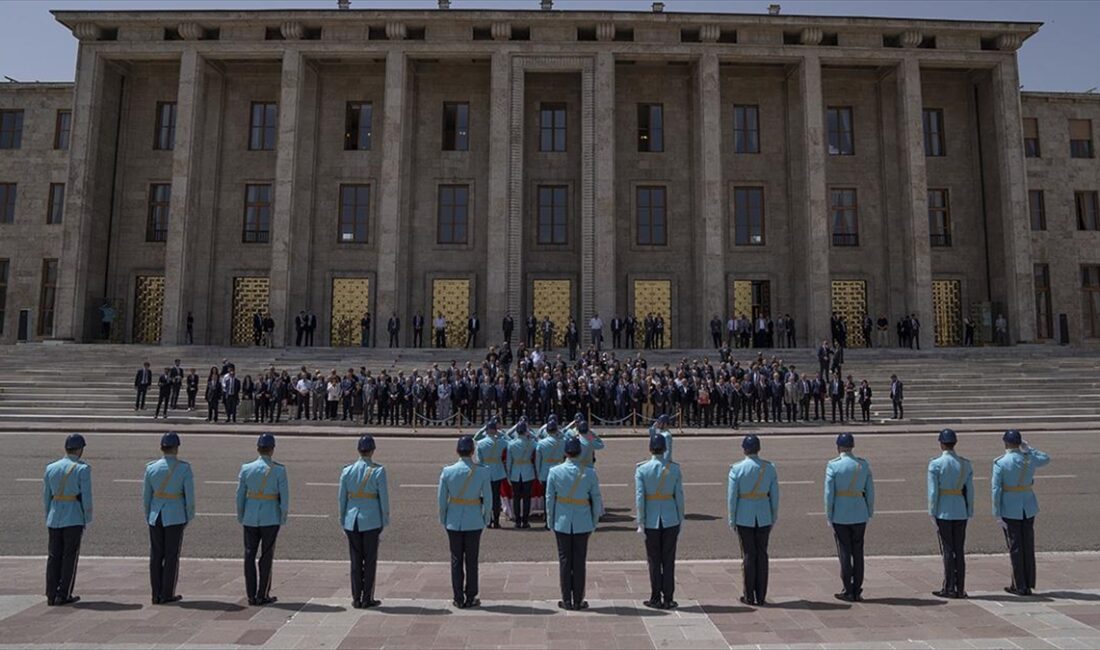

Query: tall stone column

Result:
[486,51,513,336]
[694,51,723,348]
[793,55,830,347]
[375,50,409,335]
[590,51,616,343]
[895,57,934,349]
[268,50,305,347]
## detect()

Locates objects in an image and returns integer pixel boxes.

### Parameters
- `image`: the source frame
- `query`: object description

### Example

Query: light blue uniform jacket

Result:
[505,435,537,483]
[236,456,289,527]
[927,451,973,520]
[727,456,780,528]
[437,458,492,531]
[535,434,565,484]
[824,453,875,525]
[635,457,684,529]
[43,455,93,528]
[143,456,195,526]
[563,427,605,468]
[473,429,507,482]
[546,459,603,534]
[338,458,389,531]
[992,448,1050,520]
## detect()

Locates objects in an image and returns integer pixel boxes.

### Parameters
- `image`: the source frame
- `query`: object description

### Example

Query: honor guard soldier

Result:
[563,412,605,470]
[43,433,93,606]
[236,433,289,606]
[727,434,779,606]
[505,418,537,528]
[143,431,195,604]
[536,415,565,486]
[438,435,492,608]
[473,417,507,528]
[339,434,390,609]
[635,434,684,609]
[993,429,1050,596]
[927,428,973,599]
[546,437,603,611]
[649,413,674,462]
[824,433,874,602]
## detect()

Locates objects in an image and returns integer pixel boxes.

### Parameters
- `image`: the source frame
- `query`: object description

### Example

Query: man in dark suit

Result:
[135,362,153,411]
[818,341,833,378]
[262,313,275,348]
[625,316,636,349]
[710,315,722,349]
[295,311,306,347]
[169,359,183,410]
[252,311,263,346]
[890,374,904,419]
[611,316,623,349]
[829,373,845,423]
[812,373,826,421]
[413,312,424,347]
[155,368,173,419]
[306,310,317,346]
[785,315,796,348]
[502,314,514,344]
[466,315,480,349]
[862,315,873,348]
[387,313,400,348]
[526,314,537,347]
[360,311,372,348]
[223,369,242,423]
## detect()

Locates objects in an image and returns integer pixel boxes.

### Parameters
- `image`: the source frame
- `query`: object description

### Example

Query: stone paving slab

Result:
[2,553,1100,649]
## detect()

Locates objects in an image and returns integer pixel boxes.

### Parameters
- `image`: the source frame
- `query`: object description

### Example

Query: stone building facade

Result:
[0,6,1098,348]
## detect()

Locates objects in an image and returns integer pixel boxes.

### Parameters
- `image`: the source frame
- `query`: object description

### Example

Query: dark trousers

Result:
[346,526,381,603]
[170,384,181,409]
[466,330,477,348]
[845,397,855,421]
[892,398,903,419]
[644,524,679,603]
[447,529,482,602]
[613,330,622,348]
[135,386,149,409]
[435,330,446,347]
[832,522,866,597]
[206,399,219,421]
[225,396,239,422]
[490,479,503,523]
[413,328,423,347]
[149,517,185,601]
[389,331,398,347]
[295,327,304,346]
[511,480,532,525]
[736,524,771,604]
[831,398,844,422]
[296,397,310,420]
[555,531,590,606]
[625,331,634,348]
[860,403,871,421]
[156,393,171,418]
[243,525,280,601]
[935,518,967,595]
[186,390,197,410]
[1003,516,1036,592]
[46,525,83,602]
[712,332,721,348]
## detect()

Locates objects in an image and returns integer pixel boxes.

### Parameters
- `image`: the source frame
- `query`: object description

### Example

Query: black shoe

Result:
[161,595,182,605]
[558,600,573,611]
[453,599,465,609]
[663,600,678,609]
[738,596,755,606]
[364,599,381,608]
[575,601,589,610]
[643,599,662,609]
[932,590,951,598]
[464,598,480,609]
[152,596,162,605]
[257,596,278,606]
[954,592,968,599]
[59,596,80,606]
[352,600,362,609]
[521,522,531,529]
[514,523,522,529]
[1004,586,1026,596]
[853,593,864,602]
[834,592,854,602]
[46,598,57,607]
[248,598,259,606]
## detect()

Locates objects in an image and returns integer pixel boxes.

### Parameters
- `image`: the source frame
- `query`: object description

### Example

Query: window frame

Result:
[0,183,15,224]
[927,188,951,247]
[1028,189,1046,231]
[337,183,371,243]
[0,110,24,150]
[538,103,567,153]
[732,185,765,246]
[146,183,171,243]
[1084,264,1100,338]
[635,185,668,246]
[154,101,177,151]
[37,258,58,337]
[826,106,854,156]
[536,184,569,245]
[829,187,859,246]
[1076,190,1100,231]
[437,184,470,245]
[0,258,8,336]
[637,103,664,153]
[1034,263,1053,340]
[242,183,273,243]
[442,102,470,152]
[733,104,760,154]
[54,110,72,151]
[344,101,373,151]
[248,101,278,151]
[46,183,65,225]
[1023,117,1040,158]
[1070,119,1094,159]
[923,108,946,157]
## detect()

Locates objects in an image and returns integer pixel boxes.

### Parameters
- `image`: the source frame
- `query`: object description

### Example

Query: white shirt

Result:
[590,317,603,330]
[434,317,446,330]
[296,378,310,395]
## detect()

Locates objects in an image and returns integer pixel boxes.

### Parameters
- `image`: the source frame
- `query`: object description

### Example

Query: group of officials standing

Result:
[42,425,1050,610]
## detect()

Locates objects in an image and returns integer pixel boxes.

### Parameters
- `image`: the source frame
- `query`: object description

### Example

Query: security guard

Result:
[235,433,289,606]
[727,434,779,606]
[649,413,674,462]
[473,417,507,528]
[824,433,874,602]
[546,437,603,611]
[505,418,537,528]
[635,434,684,609]
[993,429,1050,596]
[438,435,492,608]
[535,415,565,490]
[43,433,93,606]
[563,412,605,470]
[927,428,973,599]
[143,431,195,605]
[339,434,389,609]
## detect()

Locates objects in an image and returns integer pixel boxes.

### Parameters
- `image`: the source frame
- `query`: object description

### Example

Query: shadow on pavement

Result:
[772,599,850,611]
[174,600,246,612]
[970,593,1055,603]
[71,601,143,612]
[480,603,557,616]
[860,597,946,607]
[374,605,451,616]
[684,513,720,522]
[1040,591,1100,602]
[271,602,346,613]
[586,605,668,617]
[679,604,753,615]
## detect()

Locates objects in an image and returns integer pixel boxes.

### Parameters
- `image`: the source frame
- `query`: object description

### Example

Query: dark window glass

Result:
[1070,119,1094,159]
[54,110,72,151]
[928,188,951,247]
[154,102,177,150]
[0,183,15,223]
[437,184,469,244]
[637,104,664,152]
[443,102,470,151]
[733,186,765,246]
[248,102,277,151]
[38,258,58,336]
[537,185,568,244]
[1034,263,1053,339]
[539,103,567,152]
[830,188,859,246]
[826,106,854,155]
[1023,118,1040,158]
[0,259,8,336]
[1029,190,1046,231]
[0,110,23,149]
[146,183,171,242]
[242,184,272,242]
[636,186,667,245]
[345,102,373,151]
[47,183,65,225]
[1084,265,1100,338]
[338,184,370,243]
[923,108,946,157]
[733,105,760,154]
[1076,191,1100,231]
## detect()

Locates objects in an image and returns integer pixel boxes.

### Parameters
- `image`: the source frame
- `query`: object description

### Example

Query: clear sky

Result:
[2,0,1098,93]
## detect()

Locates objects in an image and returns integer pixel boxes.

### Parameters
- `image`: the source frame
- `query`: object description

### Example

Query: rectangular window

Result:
[1034,263,1053,340]
[537,185,568,244]
[830,188,859,246]
[437,184,469,244]
[146,183,171,242]
[338,184,370,243]
[1023,117,1040,158]
[826,106,854,155]
[1070,119,1093,159]
[0,259,7,336]
[47,183,65,225]
[0,183,15,223]
[0,110,23,149]
[442,102,470,151]
[733,186,765,246]
[248,102,277,151]
[1029,189,1046,231]
[38,259,58,337]
[154,102,177,151]
[928,188,951,247]
[637,104,664,153]
[54,110,72,151]
[923,108,946,157]
[242,184,272,243]
[344,101,373,151]
[636,185,667,245]
[1076,190,1100,231]
[733,105,760,154]
[1084,265,1100,338]
[539,103,567,153]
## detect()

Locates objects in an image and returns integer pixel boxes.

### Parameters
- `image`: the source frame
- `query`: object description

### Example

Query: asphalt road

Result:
[2,429,1096,562]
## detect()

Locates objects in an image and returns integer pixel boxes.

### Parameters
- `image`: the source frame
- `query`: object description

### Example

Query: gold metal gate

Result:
[132,275,165,344]
[830,280,868,347]
[231,277,270,345]
[732,280,771,321]
[532,279,572,347]
[633,279,672,348]
[431,279,470,348]
[331,278,370,346]
[932,279,962,347]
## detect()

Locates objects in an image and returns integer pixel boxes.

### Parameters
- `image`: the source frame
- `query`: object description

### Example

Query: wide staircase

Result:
[1,343,1098,427]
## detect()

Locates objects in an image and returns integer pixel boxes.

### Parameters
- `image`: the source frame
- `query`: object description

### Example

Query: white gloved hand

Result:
[1020,440,1031,453]
[636,525,645,536]
[997,518,1008,531]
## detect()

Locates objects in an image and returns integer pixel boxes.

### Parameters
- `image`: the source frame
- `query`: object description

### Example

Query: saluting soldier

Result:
[143,431,195,605]
[438,435,492,608]
[927,428,973,599]
[535,415,565,486]
[728,435,779,606]
[635,434,684,610]
[824,433,875,602]
[43,433,93,606]
[339,435,389,609]
[473,417,507,528]
[546,437,603,611]
[993,429,1050,596]
[649,413,673,462]
[505,418,537,528]
[236,433,289,606]
[562,412,605,471]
